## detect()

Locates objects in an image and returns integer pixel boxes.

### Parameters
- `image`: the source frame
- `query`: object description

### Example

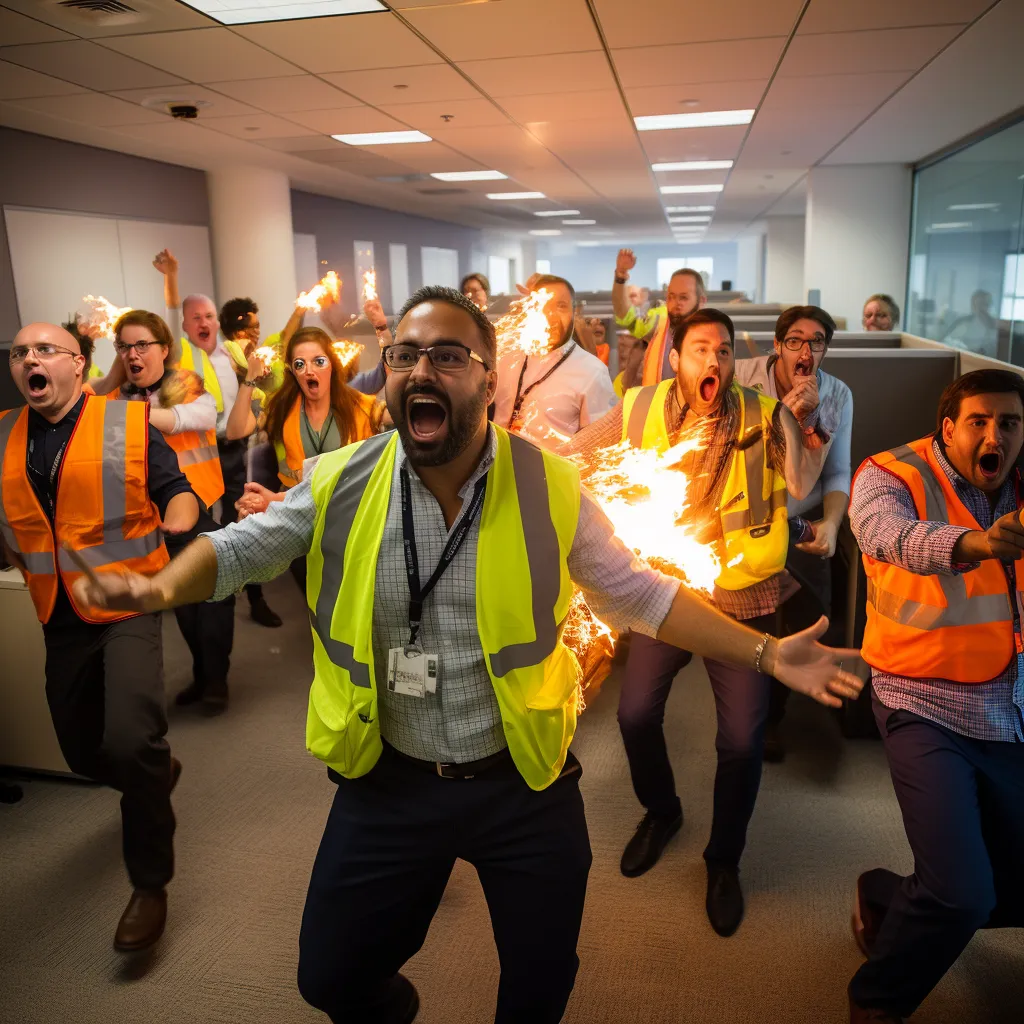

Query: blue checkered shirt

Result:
[849,438,1024,742]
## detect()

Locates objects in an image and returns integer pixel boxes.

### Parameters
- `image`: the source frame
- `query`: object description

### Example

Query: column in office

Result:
[804,164,912,327]
[206,166,298,333]
[763,215,806,306]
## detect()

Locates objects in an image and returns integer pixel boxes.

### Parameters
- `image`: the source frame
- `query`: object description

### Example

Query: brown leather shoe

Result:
[170,757,182,794]
[114,888,167,952]
[849,996,904,1022]
[852,873,883,957]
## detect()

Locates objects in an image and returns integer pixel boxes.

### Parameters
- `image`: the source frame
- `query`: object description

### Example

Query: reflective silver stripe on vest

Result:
[176,442,219,467]
[719,390,775,534]
[866,444,1014,629]
[102,400,128,539]
[0,410,56,575]
[310,433,393,688]
[489,434,564,677]
[58,530,164,571]
[626,385,659,448]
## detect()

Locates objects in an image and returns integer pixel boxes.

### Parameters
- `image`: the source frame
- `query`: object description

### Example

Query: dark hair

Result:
[774,305,837,345]
[397,285,497,362]
[531,273,576,308]
[219,297,258,339]
[671,308,735,352]
[63,318,94,373]
[668,268,707,298]
[460,273,490,296]
[936,369,1024,432]
[865,293,900,325]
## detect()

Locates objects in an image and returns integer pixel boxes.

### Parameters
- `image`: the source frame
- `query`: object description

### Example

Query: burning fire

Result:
[297,271,342,312]
[361,269,377,304]
[253,346,277,376]
[562,590,615,708]
[494,288,555,358]
[331,339,364,370]
[82,295,132,337]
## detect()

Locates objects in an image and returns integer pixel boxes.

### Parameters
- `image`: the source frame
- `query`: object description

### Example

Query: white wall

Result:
[736,233,765,302]
[763,216,805,304]
[805,164,912,327]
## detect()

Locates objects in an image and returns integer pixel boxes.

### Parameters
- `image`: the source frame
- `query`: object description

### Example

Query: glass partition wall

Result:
[906,117,1024,364]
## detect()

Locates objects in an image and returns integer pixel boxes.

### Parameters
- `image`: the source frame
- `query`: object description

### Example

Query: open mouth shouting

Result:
[406,390,449,444]
[26,370,50,401]
[794,355,814,376]
[978,450,1003,481]
[196,325,212,345]
[699,373,719,404]
[303,374,321,397]
[127,358,146,380]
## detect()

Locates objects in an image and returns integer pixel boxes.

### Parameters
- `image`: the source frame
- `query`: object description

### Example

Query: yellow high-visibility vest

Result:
[178,337,223,413]
[620,378,788,590]
[305,427,582,790]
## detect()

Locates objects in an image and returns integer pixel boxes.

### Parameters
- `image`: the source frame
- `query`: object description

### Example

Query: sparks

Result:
[361,269,378,304]
[253,346,277,376]
[82,295,132,338]
[562,589,615,707]
[331,339,364,370]
[494,288,556,358]
[297,271,342,312]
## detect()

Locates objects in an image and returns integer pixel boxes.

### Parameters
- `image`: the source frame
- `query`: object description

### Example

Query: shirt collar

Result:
[27,392,85,431]
[395,425,497,502]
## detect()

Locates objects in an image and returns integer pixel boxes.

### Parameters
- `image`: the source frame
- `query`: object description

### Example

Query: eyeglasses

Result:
[9,343,81,363]
[781,336,827,352]
[115,340,161,355]
[383,343,489,373]
[292,356,330,372]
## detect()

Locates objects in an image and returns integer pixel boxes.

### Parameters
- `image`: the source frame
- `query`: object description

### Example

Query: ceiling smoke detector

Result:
[51,0,148,27]
[141,95,212,119]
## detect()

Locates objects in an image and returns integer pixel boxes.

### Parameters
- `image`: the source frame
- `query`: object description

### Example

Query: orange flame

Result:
[253,346,277,376]
[297,270,342,312]
[362,269,378,304]
[82,295,132,338]
[494,288,555,358]
[331,339,364,370]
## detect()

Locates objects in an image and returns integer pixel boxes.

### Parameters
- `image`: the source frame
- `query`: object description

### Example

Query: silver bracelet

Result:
[752,632,772,673]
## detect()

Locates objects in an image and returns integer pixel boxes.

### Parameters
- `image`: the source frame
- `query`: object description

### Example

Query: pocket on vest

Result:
[306,675,377,769]
[524,643,582,711]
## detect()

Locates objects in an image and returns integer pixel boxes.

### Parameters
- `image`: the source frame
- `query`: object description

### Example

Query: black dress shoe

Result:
[391,974,419,1024]
[201,683,228,716]
[706,863,744,936]
[620,810,683,877]
[852,873,884,958]
[174,682,204,706]
[114,888,167,952]
[762,722,785,763]
[249,596,282,628]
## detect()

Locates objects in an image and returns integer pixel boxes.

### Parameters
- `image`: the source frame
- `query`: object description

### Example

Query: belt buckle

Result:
[436,761,458,779]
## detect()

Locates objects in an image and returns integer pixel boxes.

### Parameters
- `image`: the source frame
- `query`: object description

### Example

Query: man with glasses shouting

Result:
[0,323,197,952]
[736,306,854,761]
[72,288,861,1023]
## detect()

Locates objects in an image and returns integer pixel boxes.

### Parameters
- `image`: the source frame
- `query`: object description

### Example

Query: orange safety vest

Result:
[275,392,378,489]
[641,310,671,386]
[0,396,169,624]
[111,373,225,509]
[858,435,1023,683]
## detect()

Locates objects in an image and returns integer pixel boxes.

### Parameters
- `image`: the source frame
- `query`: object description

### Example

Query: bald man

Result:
[1,323,198,951]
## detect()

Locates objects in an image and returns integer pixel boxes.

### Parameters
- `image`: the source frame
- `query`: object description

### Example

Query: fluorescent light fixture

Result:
[652,160,733,172]
[660,184,724,194]
[529,229,562,236]
[534,209,580,217]
[948,203,1000,211]
[666,205,715,212]
[333,130,431,145]
[928,221,972,229]
[487,191,546,200]
[430,170,507,181]
[669,216,711,223]
[635,109,754,131]
[180,0,385,26]
[562,219,596,225]
[577,241,603,247]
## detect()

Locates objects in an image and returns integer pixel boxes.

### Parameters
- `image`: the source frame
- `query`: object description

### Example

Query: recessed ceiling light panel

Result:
[666,205,715,213]
[533,209,580,217]
[562,219,596,225]
[430,170,507,181]
[487,191,545,200]
[180,0,385,25]
[669,216,711,223]
[333,130,432,145]
[529,229,562,236]
[652,160,733,172]
[948,203,1000,211]
[636,109,754,130]
[660,184,724,194]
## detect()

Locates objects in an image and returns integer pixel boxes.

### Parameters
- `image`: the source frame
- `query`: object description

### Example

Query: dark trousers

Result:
[617,617,773,867]
[43,614,175,889]
[218,436,264,608]
[297,748,592,1024]
[849,695,1024,1017]
[166,510,235,694]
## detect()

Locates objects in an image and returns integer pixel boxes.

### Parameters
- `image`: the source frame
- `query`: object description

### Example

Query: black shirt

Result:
[25,394,194,627]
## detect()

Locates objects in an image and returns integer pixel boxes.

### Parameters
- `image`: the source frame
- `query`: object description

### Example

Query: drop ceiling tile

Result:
[625,80,767,117]
[205,75,363,113]
[406,0,600,61]
[8,91,168,126]
[321,64,477,105]
[502,90,625,124]
[236,12,442,73]
[0,7,73,45]
[0,60,86,99]
[379,97,509,132]
[593,0,804,46]
[798,0,986,33]
[639,124,748,161]
[284,106,407,134]
[110,84,262,119]
[763,72,913,112]
[0,40,186,92]
[0,0,214,38]
[780,25,962,76]
[200,112,317,139]
[459,51,613,97]
[98,28,300,83]
[256,134,343,151]
[367,141,483,173]
[612,38,786,88]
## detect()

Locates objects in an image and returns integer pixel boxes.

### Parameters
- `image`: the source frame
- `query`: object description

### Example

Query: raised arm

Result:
[154,249,180,310]
[612,248,636,322]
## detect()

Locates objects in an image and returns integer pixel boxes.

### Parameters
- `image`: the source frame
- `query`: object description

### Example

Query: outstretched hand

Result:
[615,248,637,276]
[770,616,863,708]
[66,545,166,614]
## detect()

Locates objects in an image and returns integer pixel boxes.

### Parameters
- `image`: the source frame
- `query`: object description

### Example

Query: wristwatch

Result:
[614,275,628,285]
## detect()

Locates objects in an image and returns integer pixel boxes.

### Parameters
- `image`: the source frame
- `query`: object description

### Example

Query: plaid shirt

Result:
[206,429,679,762]
[849,438,1024,742]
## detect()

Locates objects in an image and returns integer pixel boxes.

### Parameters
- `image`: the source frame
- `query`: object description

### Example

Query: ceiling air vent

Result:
[51,0,147,27]
[59,0,137,12]
[416,187,467,196]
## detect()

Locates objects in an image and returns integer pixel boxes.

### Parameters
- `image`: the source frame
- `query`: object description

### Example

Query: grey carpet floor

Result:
[2,575,1022,1024]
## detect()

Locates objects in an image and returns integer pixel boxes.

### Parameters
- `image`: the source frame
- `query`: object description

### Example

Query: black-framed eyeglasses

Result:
[383,342,490,373]
[114,340,161,355]
[781,336,827,352]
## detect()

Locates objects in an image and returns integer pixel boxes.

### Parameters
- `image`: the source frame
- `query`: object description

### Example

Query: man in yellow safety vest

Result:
[74,288,861,1024]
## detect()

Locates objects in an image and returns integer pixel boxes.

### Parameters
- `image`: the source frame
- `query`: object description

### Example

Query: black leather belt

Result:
[385,741,512,779]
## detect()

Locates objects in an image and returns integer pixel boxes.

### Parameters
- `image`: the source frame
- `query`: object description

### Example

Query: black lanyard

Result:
[400,467,487,648]
[508,342,576,427]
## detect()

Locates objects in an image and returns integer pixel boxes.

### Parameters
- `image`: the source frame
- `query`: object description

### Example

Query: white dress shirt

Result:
[166,306,239,437]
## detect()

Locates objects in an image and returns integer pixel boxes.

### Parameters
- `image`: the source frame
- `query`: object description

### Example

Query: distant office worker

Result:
[862,295,900,332]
